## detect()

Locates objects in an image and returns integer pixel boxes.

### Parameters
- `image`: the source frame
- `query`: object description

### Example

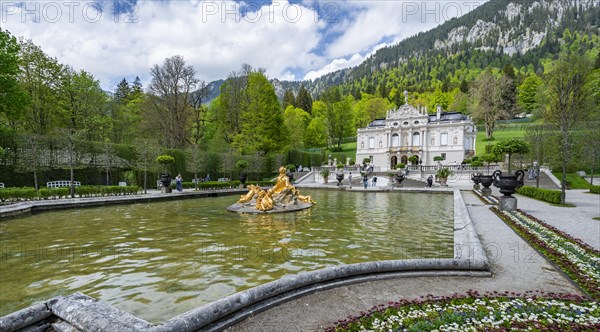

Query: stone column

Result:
[499,197,517,211]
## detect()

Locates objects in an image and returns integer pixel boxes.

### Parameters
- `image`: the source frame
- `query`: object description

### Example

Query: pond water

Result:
[0,190,454,322]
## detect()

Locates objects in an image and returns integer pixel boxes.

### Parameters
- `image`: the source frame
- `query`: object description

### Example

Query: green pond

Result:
[0,190,454,322]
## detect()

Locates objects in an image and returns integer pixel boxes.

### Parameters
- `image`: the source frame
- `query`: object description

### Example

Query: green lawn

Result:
[476,129,526,156]
[552,172,591,189]
[329,142,357,164]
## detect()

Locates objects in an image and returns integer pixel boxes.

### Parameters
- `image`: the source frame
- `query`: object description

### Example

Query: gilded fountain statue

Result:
[227,166,315,213]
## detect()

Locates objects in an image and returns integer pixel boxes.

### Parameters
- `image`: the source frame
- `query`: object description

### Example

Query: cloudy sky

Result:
[2,0,486,90]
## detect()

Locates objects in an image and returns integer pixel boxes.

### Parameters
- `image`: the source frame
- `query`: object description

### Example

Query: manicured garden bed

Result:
[492,208,600,299]
[328,292,599,331]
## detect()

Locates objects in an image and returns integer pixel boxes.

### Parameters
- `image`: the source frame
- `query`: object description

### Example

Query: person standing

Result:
[372,175,377,187]
[175,174,183,192]
[348,172,353,188]
[363,174,368,189]
[426,175,433,188]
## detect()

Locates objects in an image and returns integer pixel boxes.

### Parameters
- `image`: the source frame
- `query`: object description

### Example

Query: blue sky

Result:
[2,0,486,90]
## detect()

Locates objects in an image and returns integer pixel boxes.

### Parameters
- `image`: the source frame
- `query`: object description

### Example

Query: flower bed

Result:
[328,292,599,331]
[492,208,600,299]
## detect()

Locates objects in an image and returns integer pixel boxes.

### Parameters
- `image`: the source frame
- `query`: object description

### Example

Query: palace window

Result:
[440,133,448,146]
[369,137,375,149]
[412,132,421,146]
[391,133,399,147]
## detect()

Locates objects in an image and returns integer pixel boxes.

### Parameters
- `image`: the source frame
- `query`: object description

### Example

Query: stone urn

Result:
[492,170,525,197]
[479,174,494,196]
[239,173,247,185]
[395,173,405,186]
[471,172,482,190]
[336,173,344,187]
[160,173,172,193]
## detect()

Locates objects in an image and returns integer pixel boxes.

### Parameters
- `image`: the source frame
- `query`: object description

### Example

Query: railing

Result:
[47,181,81,188]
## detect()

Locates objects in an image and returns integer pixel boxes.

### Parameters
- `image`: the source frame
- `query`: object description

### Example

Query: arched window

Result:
[391,133,399,147]
[412,132,421,146]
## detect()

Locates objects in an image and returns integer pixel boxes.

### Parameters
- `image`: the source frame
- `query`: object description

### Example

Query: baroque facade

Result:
[356,92,476,171]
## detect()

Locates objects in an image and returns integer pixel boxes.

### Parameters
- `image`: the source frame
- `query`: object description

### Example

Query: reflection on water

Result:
[0,190,453,322]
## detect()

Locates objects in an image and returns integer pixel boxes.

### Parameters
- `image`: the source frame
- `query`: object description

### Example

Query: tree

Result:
[471,70,505,139]
[189,81,210,146]
[283,106,310,149]
[114,78,132,105]
[296,84,313,114]
[18,39,64,134]
[542,52,593,204]
[147,55,199,148]
[518,74,543,115]
[499,65,518,118]
[282,88,295,109]
[0,29,28,128]
[492,138,530,173]
[58,68,109,141]
[234,71,288,154]
[214,66,250,144]
[304,116,327,148]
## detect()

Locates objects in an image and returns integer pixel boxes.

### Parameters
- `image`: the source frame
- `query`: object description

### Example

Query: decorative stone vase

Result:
[479,174,494,196]
[395,173,405,185]
[239,174,247,185]
[160,173,172,193]
[471,172,482,190]
[492,170,525,197]
[336,173,344,186]
[439,177,448,186]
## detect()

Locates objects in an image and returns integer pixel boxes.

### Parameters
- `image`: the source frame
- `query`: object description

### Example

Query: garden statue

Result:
[227,166,315,213]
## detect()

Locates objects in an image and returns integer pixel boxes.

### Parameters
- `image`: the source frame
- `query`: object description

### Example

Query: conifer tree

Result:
[296,85,312,114]
[282,88,295,109]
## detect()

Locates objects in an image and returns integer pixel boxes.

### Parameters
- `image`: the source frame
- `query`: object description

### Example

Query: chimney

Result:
[436,104,442,121]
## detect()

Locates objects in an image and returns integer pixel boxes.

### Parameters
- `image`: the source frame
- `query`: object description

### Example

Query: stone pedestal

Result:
[481,187,491,196]
[499,196,517,211]
[473,184,480,190]
[161,187,172,194]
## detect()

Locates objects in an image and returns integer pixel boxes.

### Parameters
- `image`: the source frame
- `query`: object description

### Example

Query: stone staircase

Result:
[522,170,561,190]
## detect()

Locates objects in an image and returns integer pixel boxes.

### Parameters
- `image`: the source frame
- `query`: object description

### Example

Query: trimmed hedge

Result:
[517,186,562,204]
[590,185,600,194]
[181,180,275,190]
[0,186,140,202]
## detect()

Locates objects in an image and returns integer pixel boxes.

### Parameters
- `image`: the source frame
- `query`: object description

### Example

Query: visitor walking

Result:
[175,174,183,192]
[426,175,433,188]
[363,174,368,189]
[348,172,352,188]
[372,176,377,187]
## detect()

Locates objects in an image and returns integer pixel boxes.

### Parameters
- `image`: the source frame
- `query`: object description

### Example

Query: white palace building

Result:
[356,92,477,171]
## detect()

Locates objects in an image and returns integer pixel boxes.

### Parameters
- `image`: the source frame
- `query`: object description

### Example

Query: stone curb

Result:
[0,189,246,220]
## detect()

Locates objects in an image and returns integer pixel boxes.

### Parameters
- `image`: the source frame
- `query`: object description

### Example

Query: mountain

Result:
[207,0,600,101]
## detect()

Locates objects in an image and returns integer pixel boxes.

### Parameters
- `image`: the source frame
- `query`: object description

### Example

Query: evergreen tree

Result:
[296,85,312,114]
[459,79,469,94]
[517,74,542,114]
[235,71,288,154]
[282,88,295,109]
[132,76,143,96]
[114,78,131,104]
[499,64,518,118]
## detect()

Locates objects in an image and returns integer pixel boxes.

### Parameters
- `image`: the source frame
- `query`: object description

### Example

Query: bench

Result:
[47,181,81,188]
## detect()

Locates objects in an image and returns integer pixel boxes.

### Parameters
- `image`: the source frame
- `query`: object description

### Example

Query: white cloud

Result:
[3,1,324,89]
[2,1,486,90]
[303,53,363,80]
